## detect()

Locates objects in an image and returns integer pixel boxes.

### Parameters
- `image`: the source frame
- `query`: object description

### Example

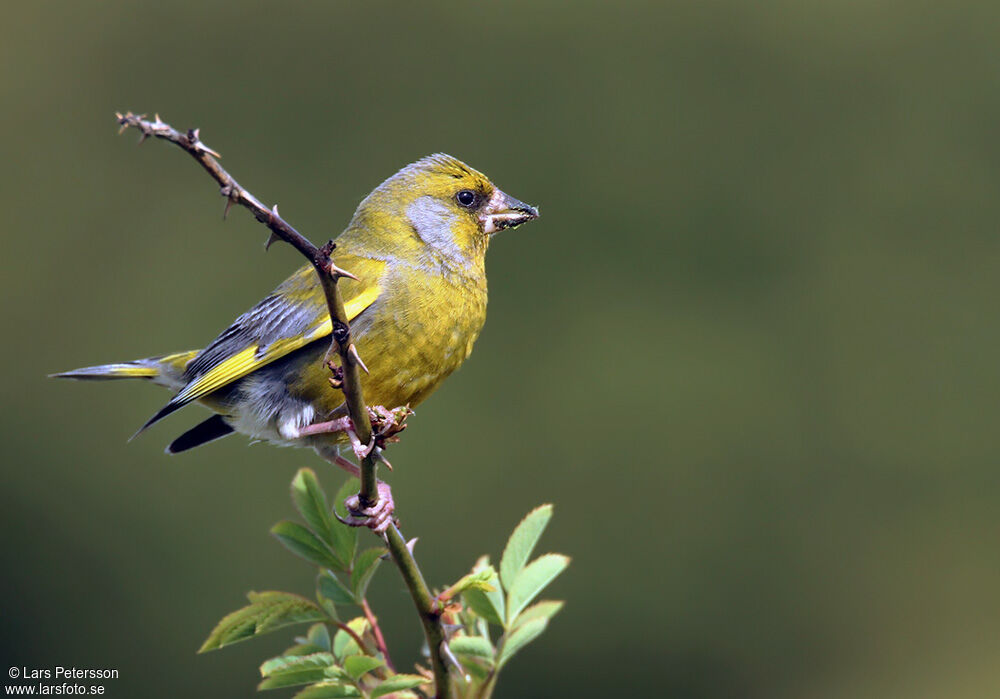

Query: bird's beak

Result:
[480,188,540,234]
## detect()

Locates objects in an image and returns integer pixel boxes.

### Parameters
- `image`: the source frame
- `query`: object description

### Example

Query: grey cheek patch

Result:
[406,196,466,262]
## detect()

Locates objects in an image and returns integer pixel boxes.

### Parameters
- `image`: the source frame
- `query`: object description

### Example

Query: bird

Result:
[55,153,539,526]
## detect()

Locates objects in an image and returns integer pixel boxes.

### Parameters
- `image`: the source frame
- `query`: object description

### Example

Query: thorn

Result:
[328,261,359,281]
[185,127,221,158]
[154,113,162,124]
[220,184,238,220]
[320,240,357,280]
[442,623,464,638]
[348,344,369,374]
[137,132,148,145]
[264,206,283,249]
[380,538,417,561]
[439,642,466,679]
[375,448,393,471]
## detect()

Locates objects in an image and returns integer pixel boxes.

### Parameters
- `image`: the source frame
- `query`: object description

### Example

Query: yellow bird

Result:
[56,153,538,480]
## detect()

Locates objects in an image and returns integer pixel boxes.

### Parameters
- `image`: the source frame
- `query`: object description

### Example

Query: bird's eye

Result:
[456,190,479,209]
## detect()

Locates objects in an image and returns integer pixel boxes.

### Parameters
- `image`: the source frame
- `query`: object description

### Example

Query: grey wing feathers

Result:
[133,274,324,435]
[183,292,320,381]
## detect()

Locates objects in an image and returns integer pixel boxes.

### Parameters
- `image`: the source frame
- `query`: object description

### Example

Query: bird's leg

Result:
[294,415,350,438]
[317,448,397,537]
[295,416,375,462]
[329,452,360,478]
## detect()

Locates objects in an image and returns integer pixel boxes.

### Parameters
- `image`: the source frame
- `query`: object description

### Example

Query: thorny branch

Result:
[115,111,454,699]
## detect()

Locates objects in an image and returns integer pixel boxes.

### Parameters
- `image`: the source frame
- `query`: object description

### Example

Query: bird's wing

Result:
[136,255,387,433]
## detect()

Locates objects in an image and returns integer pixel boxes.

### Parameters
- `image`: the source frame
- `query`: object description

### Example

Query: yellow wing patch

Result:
[173,284,381,406]
[108,364,160,378]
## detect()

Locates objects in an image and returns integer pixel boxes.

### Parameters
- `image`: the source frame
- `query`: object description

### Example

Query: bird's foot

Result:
[338,481,396,536]
[347,425,376,462]
[368,405,413,454]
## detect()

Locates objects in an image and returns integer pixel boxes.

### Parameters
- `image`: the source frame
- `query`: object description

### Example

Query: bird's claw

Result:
[344,423,376,461]
[339,481,396,536]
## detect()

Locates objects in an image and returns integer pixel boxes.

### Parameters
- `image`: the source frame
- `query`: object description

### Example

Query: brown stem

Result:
[361,598,394,672]
[116,111,452,698]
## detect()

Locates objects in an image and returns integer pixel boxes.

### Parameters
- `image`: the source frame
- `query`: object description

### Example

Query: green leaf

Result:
[317,597,339,623]
[332,617,368,661]
[262,651,335,677]
[499,505,553,592]
[441,567,496,601]
[272,521,346,571]
[497,618,548,669]
[351,547,387,600]
[462,558,505,626]
[505,553,569,624]
[318,570,357,606]
[292,682,361,699]
[344,655,384,680]
[449,635,494,661]
[307,623,332,652]
[330,478,360,566]
[258,652,343,690]
[199,591,327,652]
[463,662,491,683]
[370,674,431,698]
[512,600,564,630]
[464,589,504,626]
[283,643,325,657]
[292,468,333,546]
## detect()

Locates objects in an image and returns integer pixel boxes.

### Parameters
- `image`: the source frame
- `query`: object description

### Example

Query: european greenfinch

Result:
[57,154,539,475]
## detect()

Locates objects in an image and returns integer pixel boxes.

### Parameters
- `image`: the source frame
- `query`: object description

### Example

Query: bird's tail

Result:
[51,350,198,391]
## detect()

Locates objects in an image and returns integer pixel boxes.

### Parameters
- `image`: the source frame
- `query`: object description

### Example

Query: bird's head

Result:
[350,154,539,270]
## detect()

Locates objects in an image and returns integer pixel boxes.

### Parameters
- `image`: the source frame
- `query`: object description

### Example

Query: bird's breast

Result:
[357,266,487,409]
[288,262,488,420]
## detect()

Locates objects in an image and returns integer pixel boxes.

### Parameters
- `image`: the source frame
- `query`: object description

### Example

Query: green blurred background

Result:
[3,1,1000,697]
